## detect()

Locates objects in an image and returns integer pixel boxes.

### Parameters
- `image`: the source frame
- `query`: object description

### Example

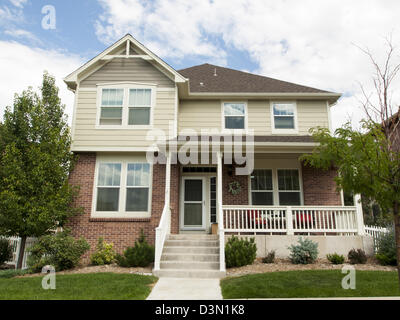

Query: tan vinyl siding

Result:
[177,99,329,135]
[80,58,174,88]
[178,100,221,132]
[72,89,175,149]
[296,100,329,134]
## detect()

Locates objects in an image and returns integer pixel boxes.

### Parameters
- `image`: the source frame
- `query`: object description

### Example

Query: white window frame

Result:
[250,169,274,206]
[221,101,248,133]
[249,167,304,206]
[92,154,153,218]
[96,82,156,129]
[276,168,302,206]
[270,101,298,134]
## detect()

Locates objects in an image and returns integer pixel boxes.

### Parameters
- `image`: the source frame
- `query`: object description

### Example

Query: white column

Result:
[286,206,294,235]
[355,194,365,235]
[165,151,171,232]
[217,151,225,272]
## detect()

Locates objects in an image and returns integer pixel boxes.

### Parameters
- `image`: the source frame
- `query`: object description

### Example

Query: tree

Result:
[301,37,400,285]
[0,72,82,269]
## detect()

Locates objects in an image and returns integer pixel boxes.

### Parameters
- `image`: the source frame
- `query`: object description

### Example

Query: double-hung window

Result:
[94,158,152,217]
[272,102,297,133]
[100,89,124,125]
[128,89,151,125]
[98,85,154,127]
[251,169,274,205]
[126,163,150,211]
[223,102,246,130]
[96,163,121,211]
[277,169,301,205]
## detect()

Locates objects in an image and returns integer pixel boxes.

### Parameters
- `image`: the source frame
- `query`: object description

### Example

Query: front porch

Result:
[153,151,366,275]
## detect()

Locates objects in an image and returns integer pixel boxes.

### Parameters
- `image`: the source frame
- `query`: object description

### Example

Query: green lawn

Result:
[221,270,400,299]
[0,272,157,300]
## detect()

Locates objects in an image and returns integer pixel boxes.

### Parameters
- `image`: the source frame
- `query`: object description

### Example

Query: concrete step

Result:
[164,239,219,247]
[160,261,220,270]
[161,253,219,262]
[163,246,219,254]
[153,269,226,279]
[168,234,218,240]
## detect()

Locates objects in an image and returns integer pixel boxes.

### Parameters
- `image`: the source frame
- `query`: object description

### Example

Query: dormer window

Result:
[271,102,298,133]
[97,84,154,128]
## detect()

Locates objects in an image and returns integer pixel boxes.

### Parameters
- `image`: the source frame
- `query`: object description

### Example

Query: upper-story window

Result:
[271,102,298,133]
[223,102,246,130]
[97,84,154,128]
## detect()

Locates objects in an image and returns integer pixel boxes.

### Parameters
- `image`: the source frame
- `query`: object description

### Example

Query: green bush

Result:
[90,238,116,266]
[348,248,367,264]
[27,230,90,272]
[288,237,319,264]
[262,250,275,264]
[0,269,28,279]
[116,231,154,268]
[326,253,345,264]
[225,236,257,268]
[0,239,13,265]
[375,229,397,266]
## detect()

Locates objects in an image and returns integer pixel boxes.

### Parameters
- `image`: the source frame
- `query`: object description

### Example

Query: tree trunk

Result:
[16,236,27,270]
[394,203,400,288]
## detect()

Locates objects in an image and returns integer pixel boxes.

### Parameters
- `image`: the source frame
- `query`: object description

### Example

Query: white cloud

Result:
[9,0,27,8]
[0,41,84,125]
[95,0,400,130]
[3,28,41,44]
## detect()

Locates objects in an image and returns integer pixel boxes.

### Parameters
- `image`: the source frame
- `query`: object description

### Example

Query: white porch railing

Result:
[365,225,389,251]
[2,237,36,269]
[154,204,171,271]
[222,206,362,235]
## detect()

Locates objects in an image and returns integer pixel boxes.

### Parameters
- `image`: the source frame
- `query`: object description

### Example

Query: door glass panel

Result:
[184,204,203,226]
[184,180,202,201]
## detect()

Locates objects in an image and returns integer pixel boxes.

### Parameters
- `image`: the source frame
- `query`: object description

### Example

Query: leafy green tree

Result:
[0,72,82,269]
[301,38,400,284]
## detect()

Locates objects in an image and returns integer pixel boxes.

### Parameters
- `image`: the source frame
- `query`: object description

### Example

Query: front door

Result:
[181,177,205,230]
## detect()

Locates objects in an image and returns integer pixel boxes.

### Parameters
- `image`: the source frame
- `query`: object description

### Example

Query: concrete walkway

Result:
[147,278,223,300]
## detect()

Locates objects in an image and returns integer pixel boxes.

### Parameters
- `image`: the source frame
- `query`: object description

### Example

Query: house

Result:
[65,34,373,278]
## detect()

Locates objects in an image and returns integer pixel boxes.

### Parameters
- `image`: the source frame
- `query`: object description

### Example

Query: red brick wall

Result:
[222,164,249,205]
[67,153,174,262]
[301,163,342,206]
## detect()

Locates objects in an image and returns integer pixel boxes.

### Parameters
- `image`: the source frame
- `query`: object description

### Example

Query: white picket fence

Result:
[364,225,390,252]
[2,237,36,269]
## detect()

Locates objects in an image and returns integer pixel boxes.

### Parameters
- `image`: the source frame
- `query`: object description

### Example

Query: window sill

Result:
[89,217,151,222]
[95,125,153,130]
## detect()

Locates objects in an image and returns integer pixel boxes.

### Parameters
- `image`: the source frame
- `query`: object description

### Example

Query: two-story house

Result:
[65,34,371,278]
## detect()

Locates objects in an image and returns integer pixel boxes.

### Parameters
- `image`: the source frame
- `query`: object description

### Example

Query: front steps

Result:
[153,234,226,279]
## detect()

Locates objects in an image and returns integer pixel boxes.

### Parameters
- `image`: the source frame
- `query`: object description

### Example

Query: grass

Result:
[0,272,157,300]
[221,270,400,299]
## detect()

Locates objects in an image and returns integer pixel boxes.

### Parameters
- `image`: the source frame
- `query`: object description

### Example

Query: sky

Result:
[0,0,400,129]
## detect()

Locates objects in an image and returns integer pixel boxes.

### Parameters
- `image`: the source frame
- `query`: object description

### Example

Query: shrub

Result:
[0,239,13,266]
[0,269,28,279]
[326,253,345,264]
[288,237,319,264]
[348,248,367,264]
[90,238,116,266]
[225,236,257,268]
[375,229,397,266]
[116,231,154,268]
[27,230,90,272]
[262,250,276,264]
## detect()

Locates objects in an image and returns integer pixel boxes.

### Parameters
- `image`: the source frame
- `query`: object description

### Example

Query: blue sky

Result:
[0,0,399,128]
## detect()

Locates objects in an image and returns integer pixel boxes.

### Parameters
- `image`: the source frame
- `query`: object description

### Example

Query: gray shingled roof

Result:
[178,63,331,94]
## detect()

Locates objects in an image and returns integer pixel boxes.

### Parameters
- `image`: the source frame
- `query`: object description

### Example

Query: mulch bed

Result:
[226,258,396,277]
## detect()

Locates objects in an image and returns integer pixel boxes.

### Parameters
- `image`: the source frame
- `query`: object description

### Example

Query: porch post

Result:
[286,207,294,235]
[355,194,365,235]
[165,151,171,232]
[217,151,226,272]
